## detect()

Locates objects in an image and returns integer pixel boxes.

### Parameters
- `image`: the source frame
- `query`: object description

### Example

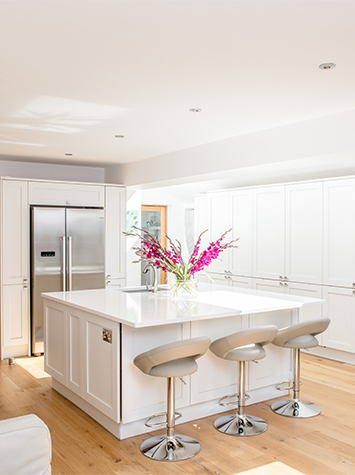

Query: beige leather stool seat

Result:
[133,337,210,462]
[271,317,330,418]
[210,325,278,437]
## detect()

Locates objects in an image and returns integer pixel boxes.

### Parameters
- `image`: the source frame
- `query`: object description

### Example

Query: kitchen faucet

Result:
[142,263,158,292]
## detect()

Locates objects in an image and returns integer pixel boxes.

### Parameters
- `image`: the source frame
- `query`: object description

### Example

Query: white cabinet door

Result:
[121,323,190,423]
[29,181,104,207]
[83,313,120,421]
[323,179,355,287]
[230,189,253,277]
[2,180,28,285]
[231,276,253,289]
[191,316,243,404]
[105,278,126,289]
[209,192,231,273]
[285,182,323,284]
[322,286,355,353]
[105,186,126,280]
[194,195,210,247]
[248,311,293,390]
[253,186,285,279]
[44,299,67,385]
[67,307,84,397]
[284,281,323,325]
[253,278,285,294]
[2,285,29,347]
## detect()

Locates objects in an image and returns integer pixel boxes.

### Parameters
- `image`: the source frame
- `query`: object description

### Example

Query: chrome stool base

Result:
[214,413,268,436]
[140,434,201,461]
[271,399,321,418]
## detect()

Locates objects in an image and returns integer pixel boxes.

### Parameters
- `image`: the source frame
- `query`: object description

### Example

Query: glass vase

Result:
[170,275,198,298]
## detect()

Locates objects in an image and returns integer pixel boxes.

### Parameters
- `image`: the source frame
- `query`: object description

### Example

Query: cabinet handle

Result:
[106,280,111,285]
[284,276,288,280]
[279,275,283,280]
[23,278,28,289]
[279,282,284,286]
[284,282,288,286]
[224,275,228,279]
[106,274,111,278]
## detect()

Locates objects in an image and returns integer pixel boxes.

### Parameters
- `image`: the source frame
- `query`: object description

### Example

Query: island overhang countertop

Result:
[42,283,324,328]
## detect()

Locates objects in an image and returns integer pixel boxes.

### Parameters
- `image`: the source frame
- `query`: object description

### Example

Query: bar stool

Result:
[133,336,210,462]
[271,317,330,418]
[209,325,278,437]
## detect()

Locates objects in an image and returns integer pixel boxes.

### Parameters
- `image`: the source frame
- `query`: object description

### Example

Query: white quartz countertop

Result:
[42,283,324,328]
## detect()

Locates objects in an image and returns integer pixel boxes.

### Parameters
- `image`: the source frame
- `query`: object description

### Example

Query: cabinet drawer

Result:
[29,181,104,207]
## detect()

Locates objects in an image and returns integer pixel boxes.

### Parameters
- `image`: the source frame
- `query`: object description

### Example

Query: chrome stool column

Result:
[271,317,330,418]
[133,337,210,462]
[210,325,278,437]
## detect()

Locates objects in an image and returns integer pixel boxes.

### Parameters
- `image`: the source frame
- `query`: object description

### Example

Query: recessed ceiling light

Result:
[319,62,336,70]
[189,108,202,113]
[115,134,125,138]
[65,153,73,156]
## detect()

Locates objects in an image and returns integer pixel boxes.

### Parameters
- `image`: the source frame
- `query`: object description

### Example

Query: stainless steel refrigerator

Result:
[30,207,105,355]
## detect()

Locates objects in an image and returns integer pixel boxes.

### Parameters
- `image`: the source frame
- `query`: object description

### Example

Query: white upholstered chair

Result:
[0,414,52,475]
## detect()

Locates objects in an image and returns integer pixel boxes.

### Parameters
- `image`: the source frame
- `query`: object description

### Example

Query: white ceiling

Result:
[1,0,355,168]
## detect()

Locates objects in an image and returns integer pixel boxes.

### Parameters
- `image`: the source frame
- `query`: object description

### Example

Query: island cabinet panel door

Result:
[323,179,355,287]
[190,316,244,405]
[285,182,323,284]
[83,314,119,421]
[67,308,84,397]
[247,310,293,391]
[44,300,67,385]
[322,286,355,353]
[121,323,190,424]
[253,186,285,280]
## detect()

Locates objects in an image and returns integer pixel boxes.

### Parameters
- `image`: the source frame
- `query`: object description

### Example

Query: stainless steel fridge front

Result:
[31,207,105,355]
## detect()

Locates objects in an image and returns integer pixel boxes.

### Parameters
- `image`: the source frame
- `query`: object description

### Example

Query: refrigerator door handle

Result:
[68,236,73,291]
[62,236,67,291]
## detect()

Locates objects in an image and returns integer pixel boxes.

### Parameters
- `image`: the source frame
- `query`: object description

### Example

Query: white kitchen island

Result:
[42,283,323,439]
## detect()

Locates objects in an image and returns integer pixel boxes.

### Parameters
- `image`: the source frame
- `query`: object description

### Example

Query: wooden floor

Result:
[1,353,355,475]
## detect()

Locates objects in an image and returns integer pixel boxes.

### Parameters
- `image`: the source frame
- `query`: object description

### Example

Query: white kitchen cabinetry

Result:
[1,180,29,285]
[285,182,323,284]
[0,177,126,360]
[230,189,253,277]
[121,323,190,423]
[253,185,285,279]
[194,194,210,249]
[2,285,29,348]
[1,180,29,358]
[105,186,126,286]
[45,302,120,421]
[323,178,355,287]
[322,286,355,353]
[29,181,105,207]
[253,279,323,329]
[208,192,231,273]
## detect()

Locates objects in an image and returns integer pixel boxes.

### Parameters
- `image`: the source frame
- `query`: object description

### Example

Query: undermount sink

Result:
[120,285,169,294]
[121,287,150,293]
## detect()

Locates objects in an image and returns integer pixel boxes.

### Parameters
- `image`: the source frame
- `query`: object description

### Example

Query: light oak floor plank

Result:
[0,353,354,475]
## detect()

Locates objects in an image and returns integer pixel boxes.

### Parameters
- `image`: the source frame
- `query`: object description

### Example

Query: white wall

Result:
[118,109,355,189]
[0,159,106,183]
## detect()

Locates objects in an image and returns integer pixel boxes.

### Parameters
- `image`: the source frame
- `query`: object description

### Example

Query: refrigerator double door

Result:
[31,207,105,354]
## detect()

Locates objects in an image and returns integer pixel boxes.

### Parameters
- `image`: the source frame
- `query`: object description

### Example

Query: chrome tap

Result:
[142,263,158,292]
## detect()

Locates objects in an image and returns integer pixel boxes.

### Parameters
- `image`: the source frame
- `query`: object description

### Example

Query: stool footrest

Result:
[145,411,182,428]
[275,380,303,391]
[218,393,250,407]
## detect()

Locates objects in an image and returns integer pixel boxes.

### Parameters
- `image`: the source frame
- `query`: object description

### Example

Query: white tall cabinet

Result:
[1,180,29,357]
[0,177,126,360]
[194,176,355,363]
